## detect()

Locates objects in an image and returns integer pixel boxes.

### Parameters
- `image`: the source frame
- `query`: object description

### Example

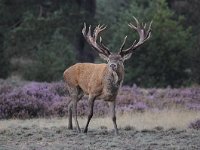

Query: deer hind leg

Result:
[73,97,81,132]
[67,85,82,132]
[109,101,118,135]
[68,100,73,130]
[84,95,96,133]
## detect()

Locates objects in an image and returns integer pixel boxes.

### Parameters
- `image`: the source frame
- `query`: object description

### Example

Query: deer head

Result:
[82,16,152,72]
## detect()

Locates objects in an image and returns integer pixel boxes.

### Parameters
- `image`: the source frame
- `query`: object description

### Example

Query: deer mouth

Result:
[111,67,117,71]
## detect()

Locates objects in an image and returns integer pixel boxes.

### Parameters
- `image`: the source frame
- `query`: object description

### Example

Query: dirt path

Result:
[0,126,200,150]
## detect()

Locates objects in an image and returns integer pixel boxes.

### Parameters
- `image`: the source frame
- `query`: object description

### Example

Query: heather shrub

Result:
[50,101,68,117]
[1,91,47,119]
[0,81,109,119]
[0,82,67,119]
[0,85,13,95]
[0,81,200,119]
[189,120,200,130]
[118,102,148,113]
[124,125,135,131]
[186,103,200,111]
[117,86,200,110]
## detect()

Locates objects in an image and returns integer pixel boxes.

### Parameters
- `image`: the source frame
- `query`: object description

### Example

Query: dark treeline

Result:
[0,0,199,87]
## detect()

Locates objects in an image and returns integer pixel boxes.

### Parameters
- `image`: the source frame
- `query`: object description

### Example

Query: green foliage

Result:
[1,0,83,81]
[0,0,199,87]
[23,30,75,82]
[99,0,191,87]
[5,5,82,58]
[0,35,10,78]
[191,37,200,83]
[182,0,200,84]
[0,1,11,78]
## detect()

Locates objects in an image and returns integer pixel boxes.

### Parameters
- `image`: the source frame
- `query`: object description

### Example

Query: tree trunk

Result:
[74,0,96,62]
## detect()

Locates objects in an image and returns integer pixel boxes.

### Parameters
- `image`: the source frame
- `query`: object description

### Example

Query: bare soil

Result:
[0,125,200,150]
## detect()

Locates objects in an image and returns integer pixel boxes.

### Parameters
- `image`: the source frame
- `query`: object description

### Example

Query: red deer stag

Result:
[63,17,152,134]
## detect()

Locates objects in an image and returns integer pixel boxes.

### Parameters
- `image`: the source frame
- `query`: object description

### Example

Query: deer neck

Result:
[103,65,124,97]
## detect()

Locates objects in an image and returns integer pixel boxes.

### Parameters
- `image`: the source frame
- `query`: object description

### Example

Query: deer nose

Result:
[110,63,117,70]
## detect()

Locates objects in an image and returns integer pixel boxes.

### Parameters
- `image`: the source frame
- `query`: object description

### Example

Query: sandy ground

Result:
[0,110,200,150]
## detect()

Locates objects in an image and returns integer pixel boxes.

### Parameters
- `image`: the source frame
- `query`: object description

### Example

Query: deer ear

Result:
[122,53,132,61]
[99,54,109,61]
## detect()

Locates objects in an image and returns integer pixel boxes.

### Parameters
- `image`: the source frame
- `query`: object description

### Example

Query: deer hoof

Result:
[68,126,73,130]
[83,129,88,133]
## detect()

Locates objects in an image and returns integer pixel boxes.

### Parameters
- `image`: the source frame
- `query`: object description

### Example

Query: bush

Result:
[0,34,10,78]
[0,82,67,119]
[189,120,200,130]
[23,30,75,82]
[0,81,200,119]
[98,0,191,87]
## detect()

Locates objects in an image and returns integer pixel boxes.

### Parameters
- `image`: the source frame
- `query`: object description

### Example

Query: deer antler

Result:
[119,16,152,56]
[82,23,110,56]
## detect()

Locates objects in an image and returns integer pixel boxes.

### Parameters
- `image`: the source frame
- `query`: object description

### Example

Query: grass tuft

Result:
[1,109,199,131]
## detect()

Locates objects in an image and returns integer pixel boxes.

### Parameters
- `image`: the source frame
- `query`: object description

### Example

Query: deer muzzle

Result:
[110,63,117,71]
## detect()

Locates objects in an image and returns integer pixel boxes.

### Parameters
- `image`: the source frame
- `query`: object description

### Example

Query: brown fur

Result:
[64,17,151,134]
[64,63,124,100]
[63,61,124,134]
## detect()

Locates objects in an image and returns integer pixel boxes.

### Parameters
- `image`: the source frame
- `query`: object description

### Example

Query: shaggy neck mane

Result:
[104,65,124,91]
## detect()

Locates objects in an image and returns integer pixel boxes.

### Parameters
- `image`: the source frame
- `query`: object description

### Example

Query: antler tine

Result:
[100,36,110,52]
[94,24,110,54]
[99,24,107,31]
[82,23,110,56]
[130,16,142,29]
[93,24,106,42]
[88,25,92,38]
[96,25,110,55]
[119,36,128,52]
[134,16,139,24]
[141,21,152,42]
[82,22,87,36]
[133,16,140,28]
[128,23,137,30]
[93,26,98,42]
[147,20,153,33]
[144,23,147,29]
[119,16,152,56]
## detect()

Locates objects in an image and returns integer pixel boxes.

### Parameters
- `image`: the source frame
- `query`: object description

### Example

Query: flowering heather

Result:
[0,82,67,119]
[0,81,200,119]
[189,119,200,130]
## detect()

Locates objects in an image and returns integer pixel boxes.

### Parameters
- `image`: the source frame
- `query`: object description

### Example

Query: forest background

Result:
[0,0,200,88]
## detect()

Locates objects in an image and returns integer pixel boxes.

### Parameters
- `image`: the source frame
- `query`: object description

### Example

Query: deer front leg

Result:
[84,95,95,133]
[68,100,73,130]
[109,101,118,135]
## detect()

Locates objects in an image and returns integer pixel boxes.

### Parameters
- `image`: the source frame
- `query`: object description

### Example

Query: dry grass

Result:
[1,109,200,131]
